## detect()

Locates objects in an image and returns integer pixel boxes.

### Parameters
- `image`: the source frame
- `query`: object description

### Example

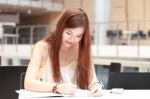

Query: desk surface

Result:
[18,90,150,99]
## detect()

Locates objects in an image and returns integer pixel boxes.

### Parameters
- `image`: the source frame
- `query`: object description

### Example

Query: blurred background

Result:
[0,0,150,88]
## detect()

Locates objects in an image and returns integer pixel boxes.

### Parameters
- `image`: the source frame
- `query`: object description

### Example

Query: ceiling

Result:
[0,4,60,16]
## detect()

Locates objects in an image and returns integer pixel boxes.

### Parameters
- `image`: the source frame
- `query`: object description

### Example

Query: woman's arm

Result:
[24,41,77,94]
[88,58,104,96]
[24,41,56,92]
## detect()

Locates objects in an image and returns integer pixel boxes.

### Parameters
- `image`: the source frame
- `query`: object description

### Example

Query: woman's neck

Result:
[59,45,78,66]
[60,44,74,52]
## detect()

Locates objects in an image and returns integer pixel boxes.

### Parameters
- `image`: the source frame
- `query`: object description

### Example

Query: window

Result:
[20,59,29,65]
[7,58,13,65]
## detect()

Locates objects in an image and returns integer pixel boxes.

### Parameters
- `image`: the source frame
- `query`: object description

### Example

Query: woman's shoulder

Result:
[34,40,49,50]
[33,40,50,60]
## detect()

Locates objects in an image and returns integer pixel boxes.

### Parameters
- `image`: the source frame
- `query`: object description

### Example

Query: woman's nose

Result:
[68,36,75,42]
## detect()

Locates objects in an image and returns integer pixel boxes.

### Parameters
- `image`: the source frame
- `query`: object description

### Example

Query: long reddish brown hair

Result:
[45,8,92,89]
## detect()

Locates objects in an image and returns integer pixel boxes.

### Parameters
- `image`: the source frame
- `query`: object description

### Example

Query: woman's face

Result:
[62,27,84,48]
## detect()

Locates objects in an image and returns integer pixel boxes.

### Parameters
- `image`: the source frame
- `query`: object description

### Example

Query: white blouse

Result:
[37,58,77,84]
[31,40,77,84]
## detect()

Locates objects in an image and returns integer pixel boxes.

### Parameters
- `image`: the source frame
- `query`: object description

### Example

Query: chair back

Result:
[0,66,27,99]
[20,72,26,89]
[108,72,150,89]
[110,62,121,73]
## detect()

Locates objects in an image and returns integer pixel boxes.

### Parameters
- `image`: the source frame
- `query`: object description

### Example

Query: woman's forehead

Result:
[65,27,84,34]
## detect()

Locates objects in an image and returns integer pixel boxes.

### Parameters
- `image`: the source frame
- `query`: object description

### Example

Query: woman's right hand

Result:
[56,83,78,95]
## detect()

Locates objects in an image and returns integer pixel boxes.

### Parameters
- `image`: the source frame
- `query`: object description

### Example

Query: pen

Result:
[94,89,98,93]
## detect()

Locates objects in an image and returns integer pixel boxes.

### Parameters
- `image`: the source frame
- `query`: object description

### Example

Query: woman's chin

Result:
[64,43,74,48]
[65,45,72,48]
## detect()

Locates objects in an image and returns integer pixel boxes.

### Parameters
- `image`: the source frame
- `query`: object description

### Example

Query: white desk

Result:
[18,90,150,99]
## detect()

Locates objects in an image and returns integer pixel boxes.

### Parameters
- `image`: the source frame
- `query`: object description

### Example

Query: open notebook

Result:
[16,89,91,98]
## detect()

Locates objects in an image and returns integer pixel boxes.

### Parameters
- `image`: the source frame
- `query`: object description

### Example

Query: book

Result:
[16,89,63,98]
[16,89,91,98]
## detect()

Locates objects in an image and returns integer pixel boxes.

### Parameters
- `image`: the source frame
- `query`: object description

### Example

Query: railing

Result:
[0,21,150,66]
[92,20,150,59]
[0,0,64,11]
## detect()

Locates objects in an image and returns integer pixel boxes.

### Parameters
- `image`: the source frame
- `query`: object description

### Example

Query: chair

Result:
[106,30,114,38]
[106,30,115,44]
[148,30,150,37]
[108,72,150,89]
[0,66,27,99]
[109,62,121,73]
[20,72,26,89]
[113,29,123,37]
[138,30,146,39]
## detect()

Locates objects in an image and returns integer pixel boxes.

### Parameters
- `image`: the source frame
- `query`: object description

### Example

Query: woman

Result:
[24,8,103,96]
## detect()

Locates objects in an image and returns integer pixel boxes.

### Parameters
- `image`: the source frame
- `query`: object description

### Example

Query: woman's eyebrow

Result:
[67,29,73,33]
[78,33,83,35]
[67,29,84,35]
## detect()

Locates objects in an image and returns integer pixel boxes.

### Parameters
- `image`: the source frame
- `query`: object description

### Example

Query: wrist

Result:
[52,83,61,93]
[92,81,104,88]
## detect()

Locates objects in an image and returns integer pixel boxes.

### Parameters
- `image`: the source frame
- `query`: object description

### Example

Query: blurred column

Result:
[94,0,111,45]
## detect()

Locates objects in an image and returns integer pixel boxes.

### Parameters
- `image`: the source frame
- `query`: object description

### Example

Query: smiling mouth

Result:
[66,40,73,45]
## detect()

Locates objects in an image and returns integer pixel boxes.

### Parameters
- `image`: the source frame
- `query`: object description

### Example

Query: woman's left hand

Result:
[89,83,103,96]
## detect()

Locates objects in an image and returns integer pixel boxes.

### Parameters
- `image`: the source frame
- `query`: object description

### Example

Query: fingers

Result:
[89,84,103,96]
[89,81,104,96]
[65,88,77,95]
[68,83,77,88]
[90,87,98,93]
[57,83,78,95]
[89,88,103,96]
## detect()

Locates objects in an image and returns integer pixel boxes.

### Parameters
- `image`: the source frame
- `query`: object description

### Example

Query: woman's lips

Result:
[66,40,73,45]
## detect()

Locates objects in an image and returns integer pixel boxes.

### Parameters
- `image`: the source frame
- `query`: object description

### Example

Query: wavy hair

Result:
[45,8,92,89]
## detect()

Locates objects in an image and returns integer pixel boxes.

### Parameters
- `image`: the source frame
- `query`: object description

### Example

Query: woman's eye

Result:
[66,32,71,35]
[77,35,83,38]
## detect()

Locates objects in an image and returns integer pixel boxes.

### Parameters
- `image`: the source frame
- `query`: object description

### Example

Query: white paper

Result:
[110,88,124,94]
[73,89,91,96]
[16,89,92,98]
[16,89,63,98]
